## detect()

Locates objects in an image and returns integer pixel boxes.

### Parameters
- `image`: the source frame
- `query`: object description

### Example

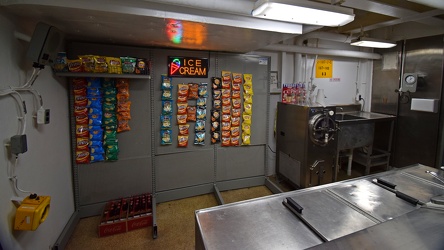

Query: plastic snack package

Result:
[121,56,137,74]
[222,98,231,107]
[187,106,197,122]
[211,109,220,121]
[178,124,190,135]
[117,101,131,113]
[91,153,105,163]
[197,97,207,108]
[117,111,131,121]
[162,89,173,100]
[79,55,95,72]
[211,131,220,144]
[73,86,87,97]
[76,137,89,150]
[90,146,105,155]
[243,73,253,84]
[242,134,251,145]
[232,108,241,117]
[221,71,231,89]
[74,106,89,117]
[244,103,253,114]
[87,87,102,97]
[198,82,208,97]
[212,77,222,89]
[161,75,172,90]
[104,130,117,141]
[177,114,187,125]
[103,87,117,98]
[75,115,88,125]
[195,120,205,132]
[196,108,207,119]
[87,77,102,88]
[232,73,242,90]
[231,116,240,127]
[231,136,240,146]
[67,59,83,72]
[160,130,172,145]
[94,56,108,73]
[222,114,231,122]
[178,135,189,147]
[89,127,104,141]
[211,120,220,132]
[102,78,116,88]
[194,132,205,145]
[177,95,187,103]
[102,102,116,112]
[222,130,230,137]
[135,58,149,75]
[232,98,242,109]
[161,115,172,129]
[231,126,240,137]
[222,89,231,98]
[243,93,253,104]
[75,95,88,107]
[178,83,189,97]
[242,123,251,135]
[88,113,103,126]
[177,102,188,114]
[104,95,117,103]
[106,57,122,74]
[117,119,131,132]
[76,124,89,137]
[222,105,231,114]
[90,140,104,148]
[243,83,254,95]
[213,100,221,110]
[232,90,241,99]
[213,89,221,100]
[103,112,117,126]
[162,100,173,115]
[222,121,231,131]
[243,113,252,125]
[221,137,231,147]
[188,83,199,99]
[88,97,102,109]
[76,150,90,164]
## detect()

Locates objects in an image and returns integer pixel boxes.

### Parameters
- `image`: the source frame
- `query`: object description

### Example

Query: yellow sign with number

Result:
[316,59,332,78]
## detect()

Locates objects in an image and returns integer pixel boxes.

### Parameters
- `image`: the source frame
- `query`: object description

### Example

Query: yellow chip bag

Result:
[243,93,253,104]
[106,57,122,74]
[244,103,253,114]
[242,134,251,145]
[243,113,252,125]
[242,123,251,135]
[94,56,108,73]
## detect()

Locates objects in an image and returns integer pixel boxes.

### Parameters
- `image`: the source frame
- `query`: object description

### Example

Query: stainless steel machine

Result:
[276,102,337,188]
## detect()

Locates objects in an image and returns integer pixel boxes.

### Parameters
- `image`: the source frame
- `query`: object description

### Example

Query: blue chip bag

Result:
[161,129,172,145]
[87,77,101,88]
[194,131,205,145]
[90,153,105,163]
[88,113,102,126]
[89,127,103,141]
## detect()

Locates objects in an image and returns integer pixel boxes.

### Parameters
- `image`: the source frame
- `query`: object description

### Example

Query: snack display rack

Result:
[62,42,271,241]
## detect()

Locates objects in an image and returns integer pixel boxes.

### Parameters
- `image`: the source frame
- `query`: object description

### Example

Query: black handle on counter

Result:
[396,191,419,205]
[286,197,303,214]
[376,178,397,189]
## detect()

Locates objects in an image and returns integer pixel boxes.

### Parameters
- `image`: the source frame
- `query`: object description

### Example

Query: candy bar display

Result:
[161,75,173,145]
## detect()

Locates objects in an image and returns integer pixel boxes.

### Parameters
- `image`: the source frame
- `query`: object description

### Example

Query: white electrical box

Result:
[26,22,63,66]
[411,98,439,113]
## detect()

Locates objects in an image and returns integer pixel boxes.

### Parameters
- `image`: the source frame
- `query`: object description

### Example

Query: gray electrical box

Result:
[11,134,28,155]
[26,22,63,66]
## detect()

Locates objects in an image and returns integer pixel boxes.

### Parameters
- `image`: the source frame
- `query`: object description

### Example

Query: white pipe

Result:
[262,44,382,60]
[14,31,31,42]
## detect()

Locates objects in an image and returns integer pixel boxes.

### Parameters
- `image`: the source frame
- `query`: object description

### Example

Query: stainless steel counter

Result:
[195,164,444,250]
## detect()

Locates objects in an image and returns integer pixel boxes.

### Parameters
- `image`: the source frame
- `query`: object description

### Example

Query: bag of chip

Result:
[161,129,172,145]
[76,137,89,150]
[242,134,251,145]
[79,55,95,72]
[194,132,205,145]
[231,126,240,137]
[67,59,83,72]
[94,56,108,73]
[76,150,90,164]
[117,119,131,132]
[212,77,221,89]
[178,135,189,147]
[221,137,231,147]
[121,56,136,74]
[196,108,206,119]
[187,106,196,122]
[161,115,172,129]
[161,75,172,90]
[195,120,205,132]
[178,83,189,96]
[198,82,208,97]
[232,98,242,109]
[106,57,122,74]
[76,124,89,137]
[178,124,190,135]
[211,131,220,144]
[177,102,188,114]
[222,105,231,114]
[231,136,240,146]
[162,100,173,115]
[177,114,187,125]
[188,83,199,99]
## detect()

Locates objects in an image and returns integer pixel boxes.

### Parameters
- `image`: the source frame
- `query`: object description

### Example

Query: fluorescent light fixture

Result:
[252,0,355,27]
[351,37,397,48]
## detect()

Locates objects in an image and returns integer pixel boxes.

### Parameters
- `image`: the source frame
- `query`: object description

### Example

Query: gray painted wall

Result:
[0,12,74,250]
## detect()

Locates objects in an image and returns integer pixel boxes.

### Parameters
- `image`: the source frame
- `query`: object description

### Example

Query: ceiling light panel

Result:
[252,0,355,27]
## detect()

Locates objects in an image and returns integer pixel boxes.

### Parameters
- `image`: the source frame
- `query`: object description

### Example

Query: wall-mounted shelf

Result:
[55,72,151,79]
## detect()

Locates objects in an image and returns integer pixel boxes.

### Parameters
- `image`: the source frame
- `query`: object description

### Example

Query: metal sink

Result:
[336,114,366,121]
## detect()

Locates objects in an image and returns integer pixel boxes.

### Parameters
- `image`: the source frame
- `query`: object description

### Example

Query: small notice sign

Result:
[316,59,332,78]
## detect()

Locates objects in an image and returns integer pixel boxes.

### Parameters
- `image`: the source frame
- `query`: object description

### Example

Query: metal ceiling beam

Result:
[341,0,444,30]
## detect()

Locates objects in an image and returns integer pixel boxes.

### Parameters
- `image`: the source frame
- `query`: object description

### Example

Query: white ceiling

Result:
[1,0,444,53]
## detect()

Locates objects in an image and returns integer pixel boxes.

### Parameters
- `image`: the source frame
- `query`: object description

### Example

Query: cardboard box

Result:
[98,198,128,237]
[98,193,152,237]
